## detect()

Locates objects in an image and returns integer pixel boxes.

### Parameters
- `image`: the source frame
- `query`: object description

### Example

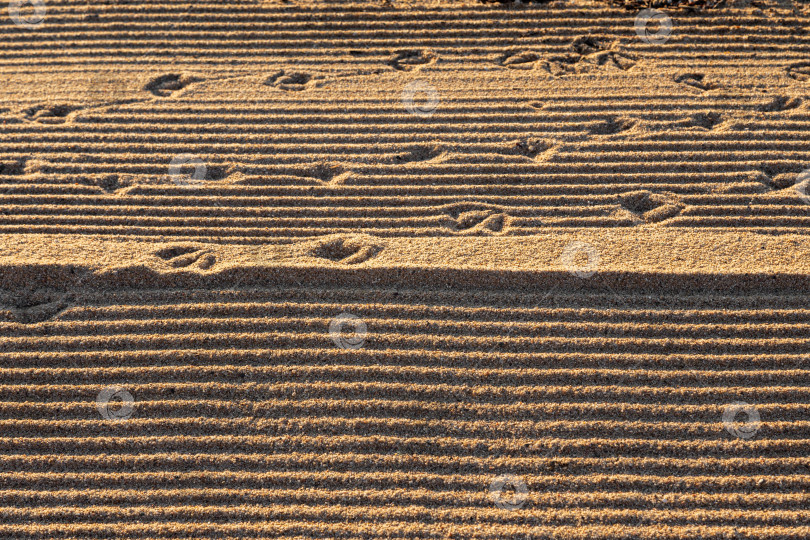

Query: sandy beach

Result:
[1,0,809,538]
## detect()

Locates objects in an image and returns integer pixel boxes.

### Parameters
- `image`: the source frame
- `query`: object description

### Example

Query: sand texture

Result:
[2,0,810,239]
[2,0,810,538]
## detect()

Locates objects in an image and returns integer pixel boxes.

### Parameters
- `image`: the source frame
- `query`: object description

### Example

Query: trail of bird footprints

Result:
[0,235,387,325]
[4,10,810,239]
[15,72,206,125]
[531,36,638,76]
[154,236,385,271]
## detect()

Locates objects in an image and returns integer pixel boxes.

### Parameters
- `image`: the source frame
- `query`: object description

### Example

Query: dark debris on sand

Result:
[608,0,726,8]
[478,0,555,4]
[480,0,729,8]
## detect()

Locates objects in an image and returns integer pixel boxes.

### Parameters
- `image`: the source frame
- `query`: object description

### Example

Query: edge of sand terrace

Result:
[1,230,809,294]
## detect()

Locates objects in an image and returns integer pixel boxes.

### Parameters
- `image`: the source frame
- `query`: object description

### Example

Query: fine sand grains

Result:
[2,282,810,538]
[1,0,810,239]
[2,0,810,538]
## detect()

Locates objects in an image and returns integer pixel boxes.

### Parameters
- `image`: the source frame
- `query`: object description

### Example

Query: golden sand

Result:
[2,0,810,538]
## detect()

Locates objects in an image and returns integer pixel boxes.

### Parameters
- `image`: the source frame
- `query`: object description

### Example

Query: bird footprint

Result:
[496,50,542,70]
[387,50,437,72]
[570,36,608,56]
[584,50,637,71]
[299,161,354,184]
[571,36,637,70]
[0,289,72,324]
[22,104,80,124]
[674,73,721,92]
[540,55,582,77]
[589,116,637,135]
[759,95,802,112]
[302,235,383,265]
[540,36,635,77]
[504,138,555,159]
[145,73,203,97]
[787,62,810,82]
[264,70,325,91]
[442,202,509,234]
[617,190,683,224]
[154,245,216,270]
[690,112,723,129]
[390,144,446,164]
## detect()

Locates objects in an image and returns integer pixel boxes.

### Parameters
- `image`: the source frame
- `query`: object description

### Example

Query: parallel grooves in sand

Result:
[3,1,810,537]
[3,2,810,238]
[1,285,809,537]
